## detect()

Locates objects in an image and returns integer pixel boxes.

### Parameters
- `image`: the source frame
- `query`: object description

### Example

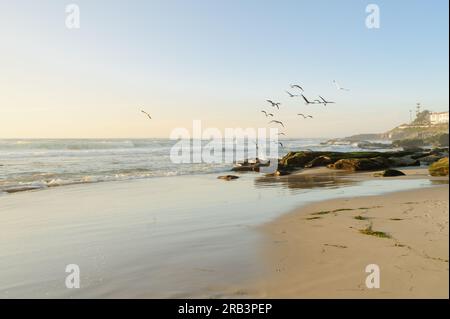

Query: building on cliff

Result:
[430,111,449,125]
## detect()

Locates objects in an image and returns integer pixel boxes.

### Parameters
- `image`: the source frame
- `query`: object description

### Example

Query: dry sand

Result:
[249,184,449,298]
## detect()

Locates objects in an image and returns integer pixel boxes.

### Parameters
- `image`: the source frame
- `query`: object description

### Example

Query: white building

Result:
[429,111,449,124]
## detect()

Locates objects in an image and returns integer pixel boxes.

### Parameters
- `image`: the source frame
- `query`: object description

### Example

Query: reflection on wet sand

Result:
[254,167,449,191]
[254,170,357,191]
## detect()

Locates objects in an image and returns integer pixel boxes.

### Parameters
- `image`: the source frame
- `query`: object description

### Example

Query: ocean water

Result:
[0,138,395,194]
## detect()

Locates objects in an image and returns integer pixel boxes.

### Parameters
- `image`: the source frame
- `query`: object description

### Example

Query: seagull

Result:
[333,80,350,91]
[266,100,281,109]
[261,110,274,117]
[277,142,284,148]
[290,84,304,91]
[286,90,298,98]
[297,113,313,119]
[141,110,152,119]
[277,132,286,136]
[301,94,317,105]
[318,95,335,106]
[268,120,285,127]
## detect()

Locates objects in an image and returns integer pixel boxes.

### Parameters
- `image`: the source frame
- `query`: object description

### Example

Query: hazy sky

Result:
[0,0,448,138]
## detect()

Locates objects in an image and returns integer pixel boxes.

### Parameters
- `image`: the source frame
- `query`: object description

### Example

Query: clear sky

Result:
[0,0,448,138]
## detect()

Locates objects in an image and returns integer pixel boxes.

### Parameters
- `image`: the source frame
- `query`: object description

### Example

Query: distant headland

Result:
[324,109,449,149]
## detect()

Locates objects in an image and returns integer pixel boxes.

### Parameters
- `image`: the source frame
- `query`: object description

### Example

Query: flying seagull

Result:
[141,110,152,119]
[318,95,335,106]
[297,113,313,119]
[333,80,350,91]
[268,120,285,127]
[290,84,304,91]
[277,132,286,136]
[285,90,298,98]
[266,100,281,109]
[301,94,317,105]
[261,110,274,117]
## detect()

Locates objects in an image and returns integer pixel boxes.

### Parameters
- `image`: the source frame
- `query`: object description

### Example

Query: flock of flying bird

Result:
[140,80,350,149]
[262,80,350,148]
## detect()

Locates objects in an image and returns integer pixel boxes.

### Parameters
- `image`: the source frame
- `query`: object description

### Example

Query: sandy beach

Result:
[248,170,449,298]
[0,165,448,298]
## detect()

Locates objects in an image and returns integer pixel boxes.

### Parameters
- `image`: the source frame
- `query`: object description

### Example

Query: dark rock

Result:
[280,151,319,168]
[412,148,448,164]
[265,169,291,177]
[231,159,272,172]
[279,150,415,170]
[388,155,420,167]
[374,169,406,177]
[328,157,391,171]
[411,151,431,159]
[402,146,424,152]
[304,156,333,168]
[430,147,449,155]
[415,154,443,164]
[217,175,239,181]
[233,150,424,174]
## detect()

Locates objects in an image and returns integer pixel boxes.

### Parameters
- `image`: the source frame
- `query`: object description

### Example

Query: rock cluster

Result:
[230,148,449,176]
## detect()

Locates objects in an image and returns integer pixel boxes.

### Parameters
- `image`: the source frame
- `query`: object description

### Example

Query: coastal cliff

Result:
[323,111,449,148]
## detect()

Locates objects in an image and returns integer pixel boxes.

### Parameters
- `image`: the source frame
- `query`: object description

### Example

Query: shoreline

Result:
[247,181,449,298]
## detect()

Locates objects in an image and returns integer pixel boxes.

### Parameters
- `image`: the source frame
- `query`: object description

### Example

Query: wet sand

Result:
[246,170,449,298]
